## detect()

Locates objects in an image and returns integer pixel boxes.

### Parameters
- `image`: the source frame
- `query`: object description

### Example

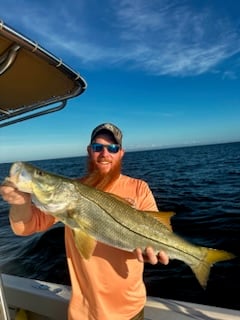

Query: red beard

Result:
[80,158,122,191]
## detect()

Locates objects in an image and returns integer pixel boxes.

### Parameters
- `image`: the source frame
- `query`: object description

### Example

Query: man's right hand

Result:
[0,185,30,205]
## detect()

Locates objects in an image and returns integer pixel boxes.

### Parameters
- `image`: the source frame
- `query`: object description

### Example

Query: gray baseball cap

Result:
[90,123,122,145]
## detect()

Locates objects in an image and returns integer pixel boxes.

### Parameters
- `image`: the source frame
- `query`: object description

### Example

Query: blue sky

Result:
[1,0,240,163]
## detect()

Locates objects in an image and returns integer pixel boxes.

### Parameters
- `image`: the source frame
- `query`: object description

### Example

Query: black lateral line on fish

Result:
[83,195,202,260]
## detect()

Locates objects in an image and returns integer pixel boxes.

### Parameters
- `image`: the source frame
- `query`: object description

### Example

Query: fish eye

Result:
[36,169,44,176]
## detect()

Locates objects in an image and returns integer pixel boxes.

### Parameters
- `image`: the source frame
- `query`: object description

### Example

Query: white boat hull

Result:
[1,273,240,320]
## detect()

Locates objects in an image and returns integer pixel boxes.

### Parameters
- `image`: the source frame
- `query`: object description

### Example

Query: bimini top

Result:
[0,21,87,128]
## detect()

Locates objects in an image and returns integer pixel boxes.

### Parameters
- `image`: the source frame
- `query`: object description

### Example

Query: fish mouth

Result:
[7,161,33,193]
[2,162,22,187]
[10,161,23,177]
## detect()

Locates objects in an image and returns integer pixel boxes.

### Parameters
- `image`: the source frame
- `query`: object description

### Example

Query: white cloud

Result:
[2,0,240,76]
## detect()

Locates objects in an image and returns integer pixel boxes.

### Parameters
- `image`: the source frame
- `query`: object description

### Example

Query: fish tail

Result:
[191,248,236,289]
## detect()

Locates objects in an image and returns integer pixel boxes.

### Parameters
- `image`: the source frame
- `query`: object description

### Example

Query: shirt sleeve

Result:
[10,205,57,236]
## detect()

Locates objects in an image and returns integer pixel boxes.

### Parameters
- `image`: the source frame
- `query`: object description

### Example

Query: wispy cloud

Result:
[113,0,240,76]
[2,0,240,76]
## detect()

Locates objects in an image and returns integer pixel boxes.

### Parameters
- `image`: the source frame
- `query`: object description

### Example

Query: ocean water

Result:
[0,142,240,310]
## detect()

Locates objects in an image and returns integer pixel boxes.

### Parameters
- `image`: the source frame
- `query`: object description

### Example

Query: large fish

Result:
[3,161,236,289]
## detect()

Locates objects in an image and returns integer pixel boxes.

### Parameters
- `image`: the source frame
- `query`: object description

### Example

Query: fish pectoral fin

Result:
[146,211,175,231]
[73,228,97,259]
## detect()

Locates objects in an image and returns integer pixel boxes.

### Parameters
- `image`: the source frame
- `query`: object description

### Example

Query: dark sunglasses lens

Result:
[91,143,103,152]
[107,145,120,153]
[91,143,120,153]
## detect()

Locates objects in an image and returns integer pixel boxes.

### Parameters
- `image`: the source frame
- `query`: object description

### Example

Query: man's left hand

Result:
[134,247,169,265]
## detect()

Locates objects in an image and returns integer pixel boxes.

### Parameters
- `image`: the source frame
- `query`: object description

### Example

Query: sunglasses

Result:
[90,143,121,154]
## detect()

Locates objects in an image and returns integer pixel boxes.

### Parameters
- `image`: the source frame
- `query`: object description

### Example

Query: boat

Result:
[0,20,87,128]
[1,273,240,320]
[1,20,240,320]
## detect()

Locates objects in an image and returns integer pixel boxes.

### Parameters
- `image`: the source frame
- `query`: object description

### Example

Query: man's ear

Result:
[87,145,91,155]
[120,148,125,158]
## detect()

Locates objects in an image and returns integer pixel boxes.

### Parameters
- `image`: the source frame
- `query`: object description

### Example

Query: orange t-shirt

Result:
[10,174,158,320]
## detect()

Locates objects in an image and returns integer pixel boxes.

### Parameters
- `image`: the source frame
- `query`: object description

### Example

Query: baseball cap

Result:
[90,123,122,145]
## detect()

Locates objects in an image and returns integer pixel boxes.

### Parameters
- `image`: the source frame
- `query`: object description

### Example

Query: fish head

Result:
[6,161,75,214]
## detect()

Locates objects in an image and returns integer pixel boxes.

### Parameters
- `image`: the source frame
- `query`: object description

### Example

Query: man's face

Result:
[87,133,124,175]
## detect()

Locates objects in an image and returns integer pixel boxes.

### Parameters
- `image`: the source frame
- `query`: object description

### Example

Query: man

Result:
[0,123,169,320]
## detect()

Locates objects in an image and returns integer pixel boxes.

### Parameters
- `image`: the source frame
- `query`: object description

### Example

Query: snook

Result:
[3,161,236,289]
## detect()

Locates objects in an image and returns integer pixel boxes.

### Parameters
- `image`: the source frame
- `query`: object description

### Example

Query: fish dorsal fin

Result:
[73,228,97,259]
[146,211,175,231]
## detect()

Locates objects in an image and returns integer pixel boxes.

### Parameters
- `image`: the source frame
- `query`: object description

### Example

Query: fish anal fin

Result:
[147,211,175,231]
[73,229,97,259]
